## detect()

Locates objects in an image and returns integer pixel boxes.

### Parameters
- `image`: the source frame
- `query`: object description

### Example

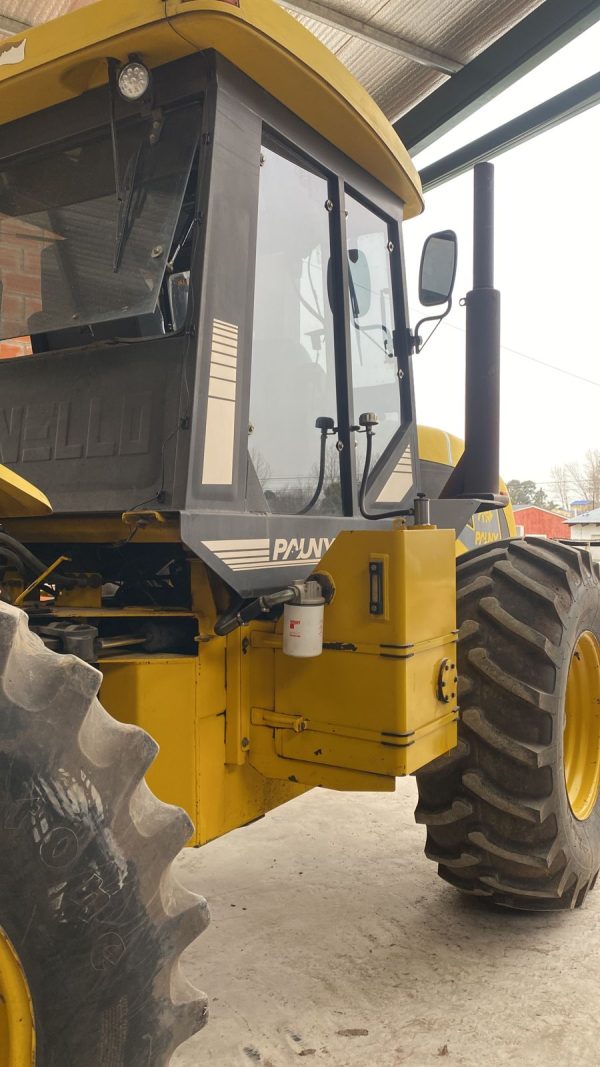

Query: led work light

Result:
[117,60,151,102]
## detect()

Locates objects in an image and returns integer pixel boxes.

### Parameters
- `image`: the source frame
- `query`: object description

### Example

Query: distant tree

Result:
[507,480,558,510]
[550,464,572,511]
[566,449,600,509]
[506,479,537,505]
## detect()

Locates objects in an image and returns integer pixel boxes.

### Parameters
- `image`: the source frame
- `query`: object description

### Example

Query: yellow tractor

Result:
[0,1,599,1062]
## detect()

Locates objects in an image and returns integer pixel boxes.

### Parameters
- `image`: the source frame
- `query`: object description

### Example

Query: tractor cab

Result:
[0,2,473,597]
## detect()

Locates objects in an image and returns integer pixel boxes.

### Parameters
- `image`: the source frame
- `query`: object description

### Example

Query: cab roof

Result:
[0,0,423,217]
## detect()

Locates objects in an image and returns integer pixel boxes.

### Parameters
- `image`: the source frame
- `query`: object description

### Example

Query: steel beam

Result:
[396,0,600,155]
[420,71,600,191]
[279,0,462,74]
[0,14,29,35]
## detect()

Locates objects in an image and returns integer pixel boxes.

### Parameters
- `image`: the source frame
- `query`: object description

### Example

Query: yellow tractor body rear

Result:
[0,0,472,844]
[100,523,459,843]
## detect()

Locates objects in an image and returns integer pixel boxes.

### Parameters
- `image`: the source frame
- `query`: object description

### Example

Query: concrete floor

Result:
[172,779,599,1067]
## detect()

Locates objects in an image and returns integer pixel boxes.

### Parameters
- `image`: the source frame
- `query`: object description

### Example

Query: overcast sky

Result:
[403,21,600,491]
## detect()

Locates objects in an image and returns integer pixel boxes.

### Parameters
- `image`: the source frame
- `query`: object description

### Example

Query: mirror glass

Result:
[419,230,457,306]
[167,270,190,331]
[326,249,372,320]
[347,248,372,318]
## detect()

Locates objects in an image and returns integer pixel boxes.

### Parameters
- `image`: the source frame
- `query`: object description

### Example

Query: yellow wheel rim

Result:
[0,927,35,1065]
[564,630,600,821]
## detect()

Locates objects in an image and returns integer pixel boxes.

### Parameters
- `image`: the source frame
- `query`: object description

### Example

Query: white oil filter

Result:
[283,601,324,657]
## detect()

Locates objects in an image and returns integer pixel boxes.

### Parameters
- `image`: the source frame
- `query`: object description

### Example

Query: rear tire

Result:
[416,537,600,910]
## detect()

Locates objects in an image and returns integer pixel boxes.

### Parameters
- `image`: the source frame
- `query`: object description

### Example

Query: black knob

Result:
[359,412,379,429]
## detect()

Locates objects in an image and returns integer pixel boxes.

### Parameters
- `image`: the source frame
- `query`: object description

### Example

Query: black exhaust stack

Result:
[442,162,506,505]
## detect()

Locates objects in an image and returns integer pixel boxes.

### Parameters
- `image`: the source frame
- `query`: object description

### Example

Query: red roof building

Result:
[513,505,570,540]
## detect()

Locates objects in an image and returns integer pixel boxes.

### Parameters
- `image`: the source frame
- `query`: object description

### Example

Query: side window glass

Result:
[249,145,341,515]
[345,193,400,481]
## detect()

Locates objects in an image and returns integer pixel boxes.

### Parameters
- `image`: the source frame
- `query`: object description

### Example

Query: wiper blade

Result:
[113,142,143,272]
[108,60,123,203]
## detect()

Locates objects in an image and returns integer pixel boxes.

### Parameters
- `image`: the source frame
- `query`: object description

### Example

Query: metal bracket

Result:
[437,657,458,704]
[252,708,308,733]
[121,510,168,527]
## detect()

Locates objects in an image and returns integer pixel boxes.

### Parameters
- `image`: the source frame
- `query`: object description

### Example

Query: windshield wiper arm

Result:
[113,142,143,272]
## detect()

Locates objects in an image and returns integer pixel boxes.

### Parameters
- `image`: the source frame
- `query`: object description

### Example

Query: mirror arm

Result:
[410,296,452,354]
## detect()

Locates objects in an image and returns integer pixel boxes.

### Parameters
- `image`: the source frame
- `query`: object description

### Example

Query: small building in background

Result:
[513,505,570,540]
[566,507,600,541]
[570,499,594,515]
[565,507,600,564]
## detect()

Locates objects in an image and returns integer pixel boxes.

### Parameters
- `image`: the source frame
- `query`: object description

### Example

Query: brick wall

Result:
[0,1,102,354]
[0,219,45,358]
[0,337,32,358]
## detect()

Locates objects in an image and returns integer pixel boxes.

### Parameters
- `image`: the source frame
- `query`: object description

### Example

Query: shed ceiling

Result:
[0,0,572,123]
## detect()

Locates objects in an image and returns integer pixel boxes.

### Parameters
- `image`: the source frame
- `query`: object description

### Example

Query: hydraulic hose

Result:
[214,587,299,637]
[0,533,73,587]
[0,548,25,575]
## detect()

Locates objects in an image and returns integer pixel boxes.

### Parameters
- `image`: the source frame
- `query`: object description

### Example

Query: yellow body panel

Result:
[417,425,517,552]
[5,513,180,544]
[0,0,422,217]
[100,656,199,828]
[96,527,457,838]
[0,464,51,518]
[247,526,458,784]
[99,644,309,845]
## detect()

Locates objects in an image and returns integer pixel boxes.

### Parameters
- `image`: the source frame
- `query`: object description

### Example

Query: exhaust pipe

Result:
[442,162,504,503]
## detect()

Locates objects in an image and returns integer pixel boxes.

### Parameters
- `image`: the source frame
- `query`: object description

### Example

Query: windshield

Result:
[0,101,201,342]
[249,144,341,515]
[345,192,400,480]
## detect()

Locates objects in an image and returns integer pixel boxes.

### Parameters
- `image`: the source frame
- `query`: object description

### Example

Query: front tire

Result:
[0,601,209,1064]
[416,537,600,910]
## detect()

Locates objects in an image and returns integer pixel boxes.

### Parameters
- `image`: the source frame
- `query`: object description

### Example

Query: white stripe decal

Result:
[217,548,271,557]
[229,560,317,571]
[376,445,413,504]
[202,319,239,485]
[202,539,269,551]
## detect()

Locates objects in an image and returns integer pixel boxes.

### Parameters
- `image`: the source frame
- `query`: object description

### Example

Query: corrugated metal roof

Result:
[0,0,89,27]
[288,0,545,118]
[566,507,600,524]
[0,0,546,121]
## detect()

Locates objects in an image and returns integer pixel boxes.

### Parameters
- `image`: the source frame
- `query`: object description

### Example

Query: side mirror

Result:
[418,230,457,307]
[167,270,190,332]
